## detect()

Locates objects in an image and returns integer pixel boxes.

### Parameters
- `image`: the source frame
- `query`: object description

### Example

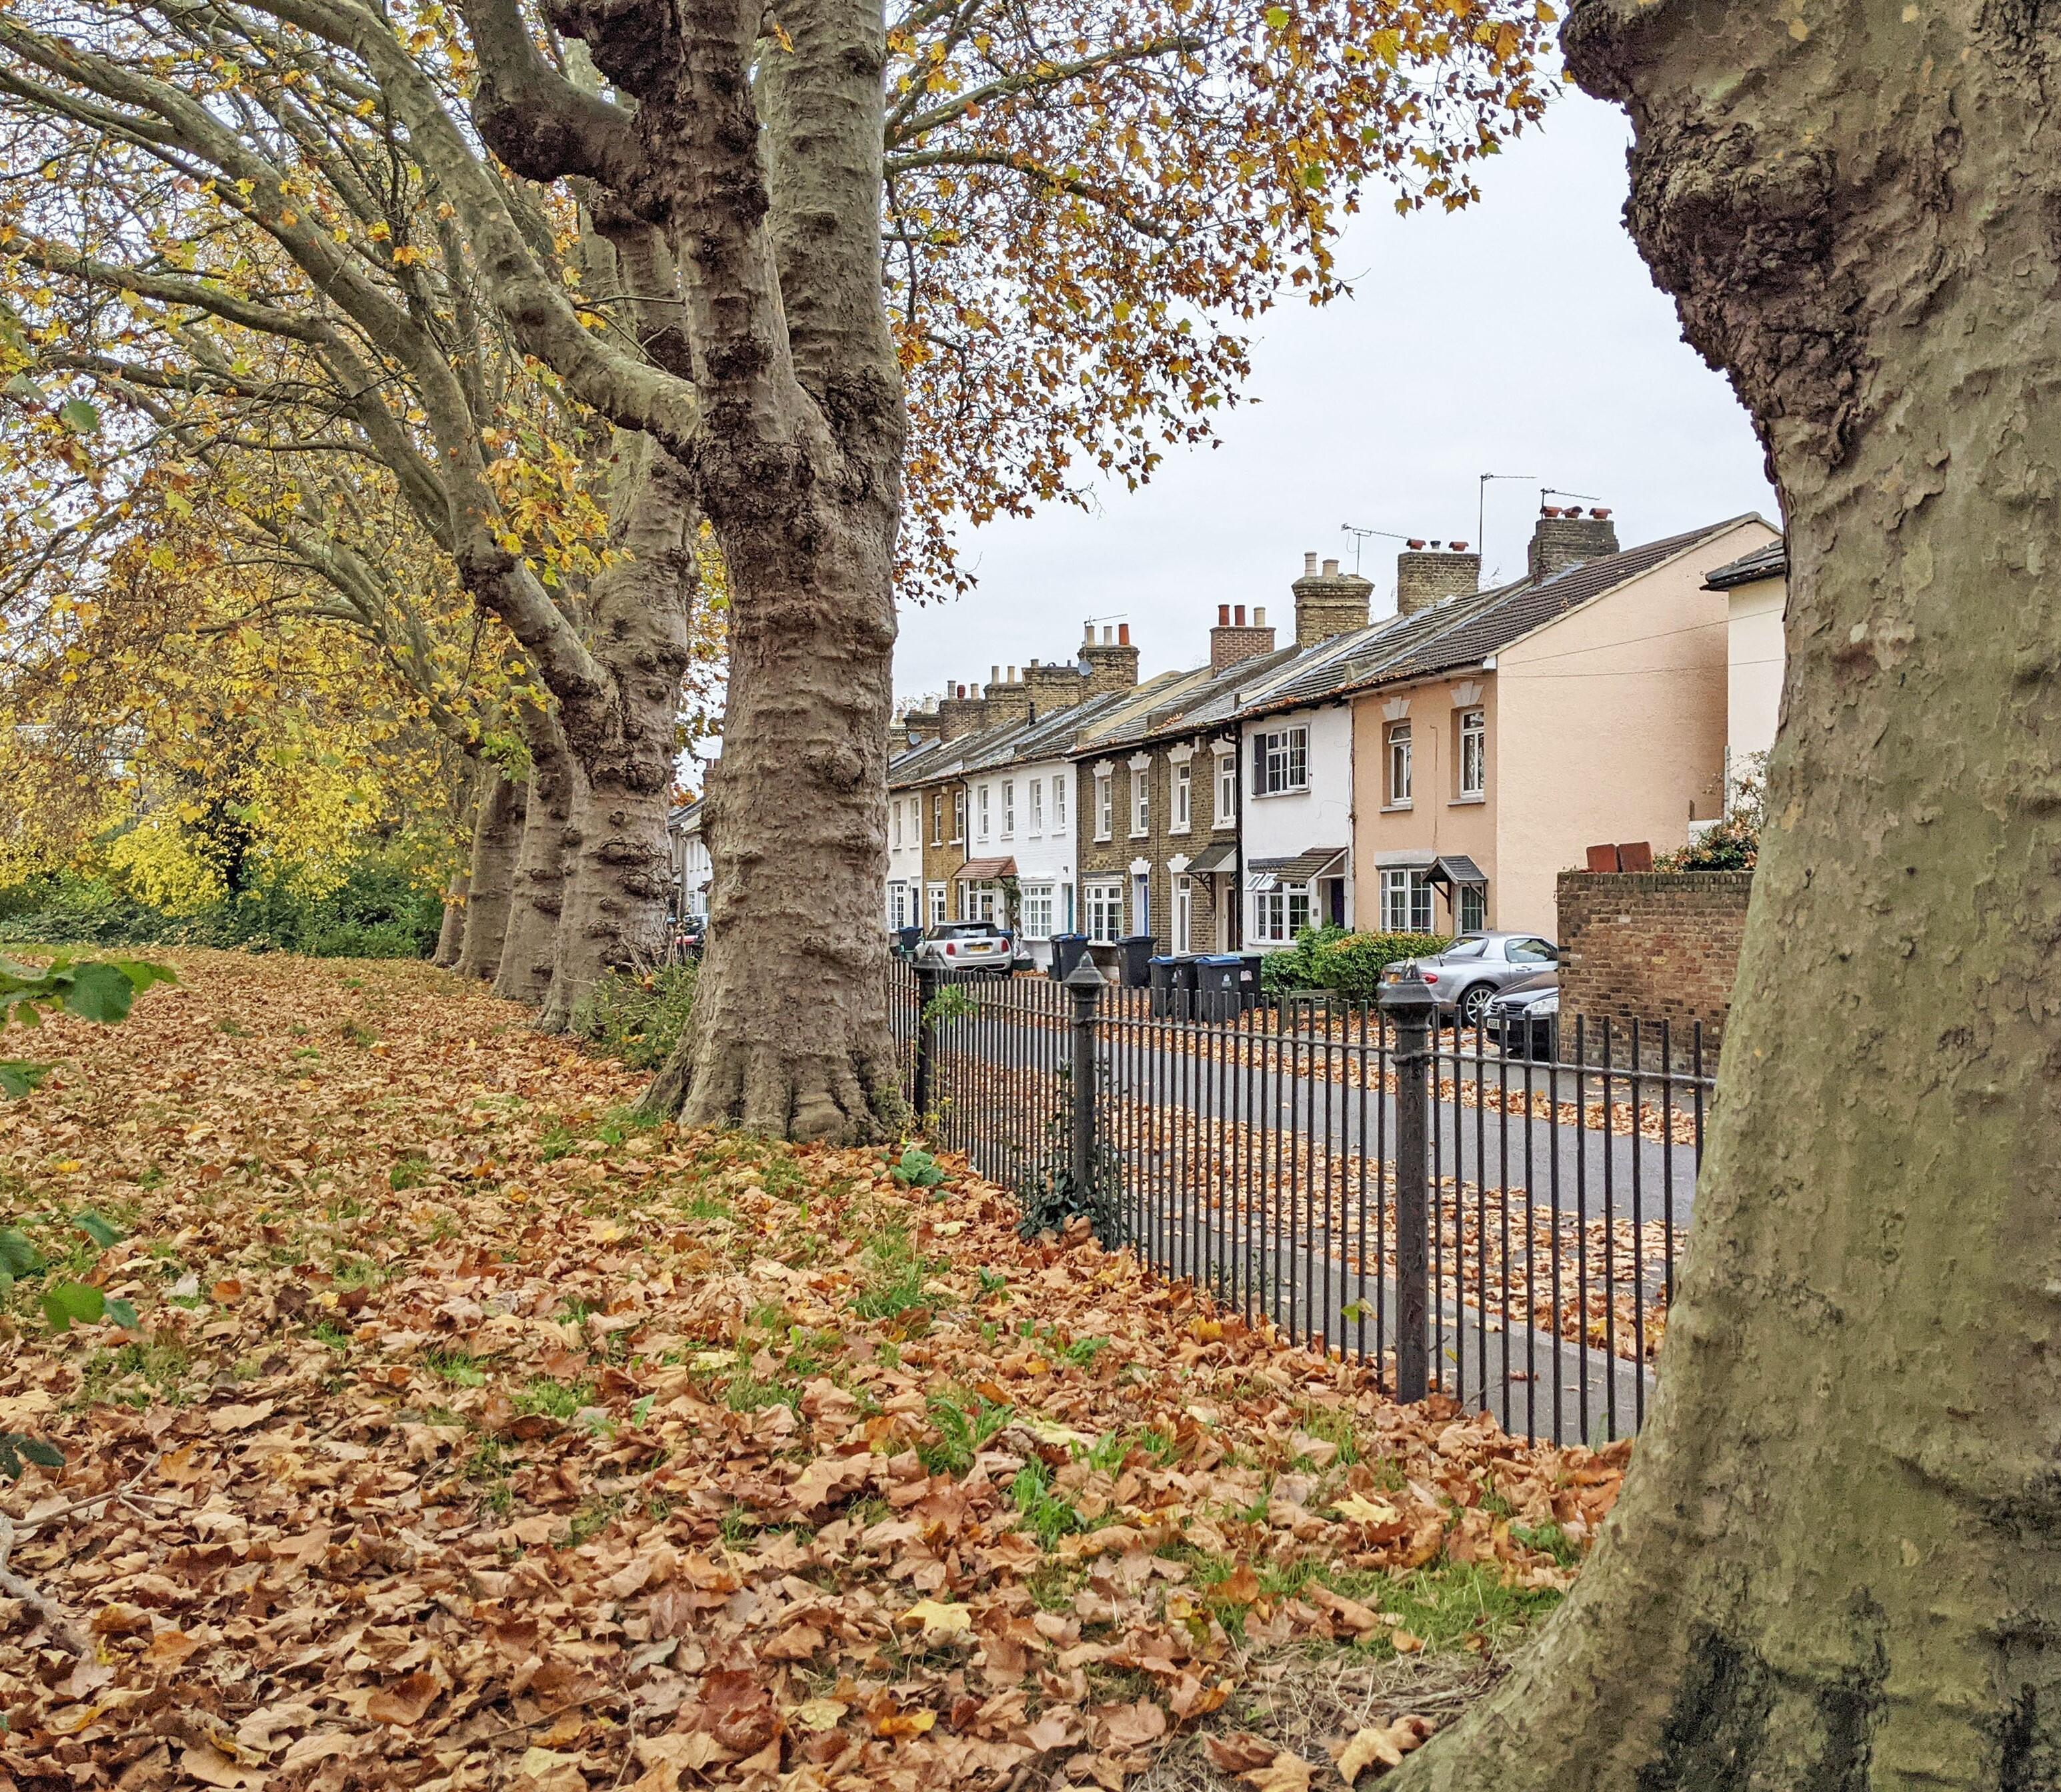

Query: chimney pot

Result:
[1118,623,1130,646]
[1234,604,1247,626]
[1565,506,1584,519]
[1303,551,1318,576]
[1450,540,1469,552]
[1254,606,1266,627]
[1218,603,1230,627]
[1007,665,1017,681]
[1322,557,1340,577]
[991,664,1000,685]
[1592,507,1612,520]
[1543,506,1562,519]
[1408,538,1426,551]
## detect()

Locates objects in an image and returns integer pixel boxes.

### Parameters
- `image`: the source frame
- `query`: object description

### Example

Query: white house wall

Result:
[965,756,1077,963]
[1239,703,1355,937]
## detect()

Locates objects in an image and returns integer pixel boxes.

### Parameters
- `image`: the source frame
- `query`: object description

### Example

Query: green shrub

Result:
[0,855,442,959]
[1260,925,1450,1001]
[572,962,699,1069]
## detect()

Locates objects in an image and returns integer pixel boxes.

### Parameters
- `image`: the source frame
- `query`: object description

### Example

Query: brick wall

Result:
[1556,871,1752,1061]
[1075,737,1234,951]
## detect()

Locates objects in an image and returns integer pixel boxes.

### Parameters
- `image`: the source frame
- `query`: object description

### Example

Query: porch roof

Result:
[1249,847,1348,882]
[954,857,1017,881]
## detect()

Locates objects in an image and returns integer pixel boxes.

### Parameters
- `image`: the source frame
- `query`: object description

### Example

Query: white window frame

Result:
[1458,883,1487,933]
[931,793,943,847]
[1021,882,1054,940]
[1054,774,1068,833]
[892,801,903,850]
[1084,878,1124,943]
[1001,779,1015,837]
[1253,725,1309,797]
[1095,774,1114,841]
[977,783,991,841]
[1381,868,1434,933]
[928,881,947,925]
[1173,761,1192,833]
[1028,779,1044,836]
[1252,881,1312,946]
[1216,753,1237,828]
[1131,768,1150,838]
[1388,722,1414,808]
[951,788,965,843]
[1174,876,1194,954]
[1458,708,1486,799]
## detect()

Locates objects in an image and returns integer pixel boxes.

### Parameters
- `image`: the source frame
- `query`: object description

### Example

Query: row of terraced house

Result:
[670,505,1788,961]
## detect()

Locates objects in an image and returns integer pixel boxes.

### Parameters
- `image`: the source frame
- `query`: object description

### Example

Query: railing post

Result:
[1064,955,1104,1197]
[1380,972,1436,1403]
[913,963,940,1122]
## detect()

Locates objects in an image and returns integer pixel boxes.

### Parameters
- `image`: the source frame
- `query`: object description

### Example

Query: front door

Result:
[1174,877,1193,955]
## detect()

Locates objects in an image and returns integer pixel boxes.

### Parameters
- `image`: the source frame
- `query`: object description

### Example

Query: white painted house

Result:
[1704,538,1788,804]
[884,729,934,933]
[665,799,711,919]
[1225,561,1387,948]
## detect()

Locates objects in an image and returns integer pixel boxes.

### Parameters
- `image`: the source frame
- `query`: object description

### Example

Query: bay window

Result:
[1252,881,1313,945]
[1382,868,1434,933]
[1084,879,1125,943]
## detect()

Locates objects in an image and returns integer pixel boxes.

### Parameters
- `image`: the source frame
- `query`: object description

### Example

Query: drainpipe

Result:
[1229,726,1245,951]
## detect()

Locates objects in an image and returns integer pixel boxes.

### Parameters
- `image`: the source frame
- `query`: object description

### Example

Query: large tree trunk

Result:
[1397,7,2061,1789]
[432,873,467,968]
[493,713,576,1005]
[536,440,695,1033]
[641,504,899,1141]
[454,771,525,981]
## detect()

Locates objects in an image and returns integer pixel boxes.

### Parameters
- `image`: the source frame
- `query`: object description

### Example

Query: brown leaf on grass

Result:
[697,1670,779,1754]
[365,1669,440,1726]
[1240,1748,1316,1792]
[1205,1732,1282,1774]
[0,952,1624,1792]
[1336,1716,1438,1784]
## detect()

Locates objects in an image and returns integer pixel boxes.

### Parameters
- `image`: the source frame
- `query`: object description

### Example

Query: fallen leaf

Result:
[365,1670,440,1726]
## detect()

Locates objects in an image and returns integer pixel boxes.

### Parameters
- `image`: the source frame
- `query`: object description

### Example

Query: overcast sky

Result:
[890,87,1781,708]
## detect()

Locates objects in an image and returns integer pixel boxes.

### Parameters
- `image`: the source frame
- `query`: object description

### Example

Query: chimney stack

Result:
[1024,655,1088,713]
[983,662,1033,727]
[937,679,990,740]
[900,703,944,745]
[1396,542,1482,616]
[1081,618,1140,695]
[1210,597,1278,673]
[1291,551,1374,647]
[1528,505,1620,582]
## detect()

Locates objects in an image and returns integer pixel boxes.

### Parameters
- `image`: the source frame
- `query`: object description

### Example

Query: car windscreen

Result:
[1443,939,1488,959]
[932,923,1001,937]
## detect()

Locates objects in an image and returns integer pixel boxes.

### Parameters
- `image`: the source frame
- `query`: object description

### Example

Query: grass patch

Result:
[422,1347,487,1387]
[513,1377,593,1420]
[76,1339,194,1409]
[849,1222,941,1323]
[921,1391,1013,1477]
[1008,1459,1086,1549]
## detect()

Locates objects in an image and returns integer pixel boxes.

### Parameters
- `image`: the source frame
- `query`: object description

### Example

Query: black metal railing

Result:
[888,957,1712,1447]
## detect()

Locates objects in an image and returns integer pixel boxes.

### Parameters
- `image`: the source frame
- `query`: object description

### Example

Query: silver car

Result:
[911,920,1014,976]
[1385,931,1560,1029]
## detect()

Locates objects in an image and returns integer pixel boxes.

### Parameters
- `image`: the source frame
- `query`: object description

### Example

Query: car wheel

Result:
[1456,984,1494,1030]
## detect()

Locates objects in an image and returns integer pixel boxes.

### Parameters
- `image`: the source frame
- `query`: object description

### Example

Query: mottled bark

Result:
[1397,6,2061,1790]
[454,771,526,981]
[493,716,576,1005]
[432,873,467,968]
[641,500,900,1137]
[537,440,696,1032]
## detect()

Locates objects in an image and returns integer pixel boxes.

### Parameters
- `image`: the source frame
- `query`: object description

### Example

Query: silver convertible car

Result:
[1384,931,1560,1029]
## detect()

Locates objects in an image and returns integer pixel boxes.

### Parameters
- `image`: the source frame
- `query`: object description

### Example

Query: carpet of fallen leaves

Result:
[0,952,1628,1792]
